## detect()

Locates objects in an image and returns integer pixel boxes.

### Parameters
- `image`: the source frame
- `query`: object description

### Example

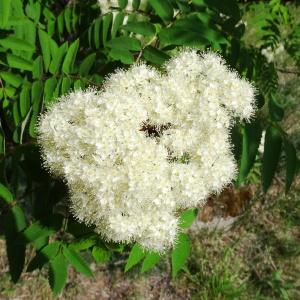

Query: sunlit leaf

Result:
[171,233,190,278]
[125,244,145,272]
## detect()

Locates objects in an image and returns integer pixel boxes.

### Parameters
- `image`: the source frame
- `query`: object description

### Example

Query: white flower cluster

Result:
[38,49,256,252]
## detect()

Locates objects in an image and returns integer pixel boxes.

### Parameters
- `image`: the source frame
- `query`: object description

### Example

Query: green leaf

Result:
[49,38,58,58]
[0,37,35,52]
[142,46,170,65]
[32,56,44,79]
[118,0,128,9]
[25,1,41,23]
[92,245,111,263]
[230,124,243,163]
[31,81,43,107]
[5,206,27,238]
[38,29,51,71]
[53,77,62,99]
[159,26,206,47]
[93,17,101,49]
[159,14,224,47]
[7,54,32,71]
[49,42,68,74]
[237,119,262,185]
[105,242,125,253]
[69,235,97,251]
[0,129,5,155]
[74,79,84,90]
[269,94,284,122]
[179,209,198,229]
[125,243,145,272]
[19,87,31,118]
[262,126,282,193]
[4,206,27,282]
[57,11,64,37]
[15,222,55,245]
[63,246,93,277]
[111,12,125,38]
[284,140,298,193]
[102,13,113,45]
[33,236,49,251]
[4,85,16,98]
[133,0,140,10]
[149,0,174,22]
[109,48,134,64]
[44,77,57,105]
[90,74,103,85]
[27,241,61,271]
[64,7,72,34]
[141,252,161,273]
[61,77,72,95]
[13,101,21,126]
[176,0,191,13]
[0,0,11,27]
[48,253,68,295]
[0,72,23,88]
[0,183,14,204]
[62,39,79,74]
[29,80,43,137]
[79,53,96,77]
[19,106,32,144]
[122,21,156,36]
[106,36,141,51]
[171,233,190,278]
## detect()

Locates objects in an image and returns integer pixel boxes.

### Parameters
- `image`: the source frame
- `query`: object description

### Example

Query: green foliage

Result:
[0,182,14,203]
[284,140,298,194]
[63,246,93,277]
[171,233,191,278]
[141,252,161,273]
[237,119,263,186]
[149,0,174,21]
[48,253,68,295]
[179,208,198,229]
[14,221,55,245]
[92,245,111,263]
[27,241,61,271]
[262,126,283,192]
[4,205,27,282]
[125,243,146,272]
[0,0,298,295]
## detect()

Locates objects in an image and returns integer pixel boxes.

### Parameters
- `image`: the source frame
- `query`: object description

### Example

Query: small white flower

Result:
[38,49,256,252]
